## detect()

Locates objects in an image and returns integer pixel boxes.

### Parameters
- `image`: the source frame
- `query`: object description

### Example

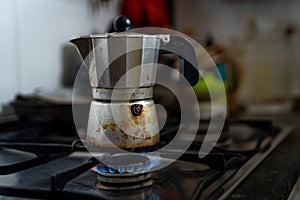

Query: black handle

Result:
[112,16,199,86]
[159,36,200,86]
[113,15,131,32]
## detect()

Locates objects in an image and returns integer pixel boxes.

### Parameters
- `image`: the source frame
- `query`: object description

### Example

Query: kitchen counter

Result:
[228,111,300,200]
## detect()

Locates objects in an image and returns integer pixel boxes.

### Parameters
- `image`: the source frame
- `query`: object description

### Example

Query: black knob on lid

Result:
[113,15,131,32]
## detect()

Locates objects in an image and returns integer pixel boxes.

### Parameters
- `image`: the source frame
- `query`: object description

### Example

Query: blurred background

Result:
[1,0,300,116]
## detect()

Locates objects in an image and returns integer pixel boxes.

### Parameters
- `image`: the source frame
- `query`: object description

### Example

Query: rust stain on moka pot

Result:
[86,100,160,149]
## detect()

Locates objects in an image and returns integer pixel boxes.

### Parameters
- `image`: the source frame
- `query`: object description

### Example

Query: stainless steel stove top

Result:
[0,117,292,200]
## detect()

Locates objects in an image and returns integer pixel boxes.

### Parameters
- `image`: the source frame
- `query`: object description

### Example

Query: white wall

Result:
[174,0,300,44]
[0,0,118,109]
[0,1,19,109]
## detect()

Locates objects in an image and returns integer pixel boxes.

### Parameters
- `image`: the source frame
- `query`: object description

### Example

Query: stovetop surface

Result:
[0,118,292,200]
[0,146,217,198]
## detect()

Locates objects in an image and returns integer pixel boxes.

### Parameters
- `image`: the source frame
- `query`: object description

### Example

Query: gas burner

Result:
[96,173,153,190]
[94,154,153,190]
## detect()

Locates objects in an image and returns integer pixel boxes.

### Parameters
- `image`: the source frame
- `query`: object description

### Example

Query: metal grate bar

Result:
[51,157,99,192]
[0,153,70,175]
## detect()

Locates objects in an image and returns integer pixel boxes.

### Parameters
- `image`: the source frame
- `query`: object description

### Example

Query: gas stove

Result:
[0,115,292,200]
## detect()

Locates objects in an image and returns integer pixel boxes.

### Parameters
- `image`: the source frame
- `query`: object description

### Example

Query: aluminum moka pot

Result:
[70,16,199,149]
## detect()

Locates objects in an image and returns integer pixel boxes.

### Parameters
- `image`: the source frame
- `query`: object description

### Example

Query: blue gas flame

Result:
[92,155,161,174]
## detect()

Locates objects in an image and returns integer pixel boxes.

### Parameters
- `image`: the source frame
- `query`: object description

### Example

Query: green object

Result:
[193,72,227,96]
